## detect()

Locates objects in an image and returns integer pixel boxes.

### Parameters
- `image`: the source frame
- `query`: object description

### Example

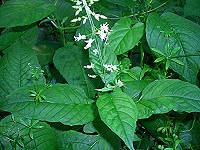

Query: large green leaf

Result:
[0,115,58,149]
[0,24,39,51]
[0,0,54,28]
[55,129,119,150]
[184,0,200,17]
[109,18,144,55]
[53,43,97,98]
[96,91,138,150]
[0,39,45,99]
[83,117,121,150]
[1,84,97,125]
[136,79,200,119]
[146,12,200,84]
[107,0,136,9]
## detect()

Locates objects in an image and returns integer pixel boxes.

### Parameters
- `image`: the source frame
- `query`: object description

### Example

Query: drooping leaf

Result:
[53,43,97,98]
[0,115,59,150]
[83,117,121,150]
[179,119,200,149]
[55,129,119,150]
[1,84,97,125]
[136,79,200,119]
[0,24,39,51]
[146,12,200,84]
[123,79,153,101]
[109,18,144,55]
[53,0,74,21]
[184,0,200,17]
[0,39,45,99]
[96,91,138,150]
[34,40,59,66]
[0,0,54,28]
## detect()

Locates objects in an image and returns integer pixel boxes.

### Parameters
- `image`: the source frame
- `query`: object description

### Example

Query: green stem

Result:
[82,0,108,85]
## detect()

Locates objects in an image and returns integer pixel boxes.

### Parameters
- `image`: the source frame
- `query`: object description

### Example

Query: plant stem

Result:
[82,0,108,85]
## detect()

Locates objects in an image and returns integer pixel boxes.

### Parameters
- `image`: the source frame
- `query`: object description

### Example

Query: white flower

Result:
[84,63,95,69]
[71,17,81,22]
[93,49,99,55]
[98,30,107,41]
[93,13,100,21]
[84,38,94,49]
[74,33,86,41]
[75,7,82,16]
[103,64,119,72]
[88,74,97,78]
[115,80,124,87]
[100,22,109,33]
[100,15,107,19]
[82,16,88,24]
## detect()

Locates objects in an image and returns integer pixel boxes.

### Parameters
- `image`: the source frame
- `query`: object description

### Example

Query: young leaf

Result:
[0,115,58,150]
[146,12,200,84]
[154,57,165,63]
[96,91,138,150]
[171,58,185,66]
[2,84,97,125]
[0,39,45,99]
[0,0,54,28]
[109,18,144,55]
[136,79,200,119]
[53,43,97,98]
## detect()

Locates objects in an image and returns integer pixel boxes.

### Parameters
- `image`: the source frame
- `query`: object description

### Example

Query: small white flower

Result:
[84,38,94,49]
[98,31,107,41]
[88,74,97,78]
[74,33,86,41]
[100,22,109,33]
[100,15,107,19]
[93,13,100,21]
[115,80,124,87]
[84,63,95,69]
[82,16,88,24]
[75,7,82,16]
[71,17,81,22]
[103,64,119,72]
[93,49,99,55]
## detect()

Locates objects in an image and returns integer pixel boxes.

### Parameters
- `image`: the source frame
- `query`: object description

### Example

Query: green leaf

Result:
[171,58,185,66]
[0,32,22,51]
[0,24,39,51]
[154,57,165,63]
[123,79,153,101]
[2,84,97,125]
[34,40,59,66]
[0,0,54,28]
[109,18,144,55]
[107,0,136,9]
[179,119,200,149]
[184,0,200,17]
[0,115,58,150]
[96,91,138,150]
[0,39,45,99]
[146,12,200,84]
[83,117,121,150]
[56,129,120,150]
[53,43,97,98]
[136,79,200,119]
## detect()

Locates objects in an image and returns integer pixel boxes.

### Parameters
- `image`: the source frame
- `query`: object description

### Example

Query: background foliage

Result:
[0,0,200,149]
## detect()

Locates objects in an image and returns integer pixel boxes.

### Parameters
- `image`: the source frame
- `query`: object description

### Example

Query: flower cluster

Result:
[71,0,118,81]
[71,0,107,24]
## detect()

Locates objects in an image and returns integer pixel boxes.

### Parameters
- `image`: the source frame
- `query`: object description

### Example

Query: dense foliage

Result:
[0,0,200,149]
